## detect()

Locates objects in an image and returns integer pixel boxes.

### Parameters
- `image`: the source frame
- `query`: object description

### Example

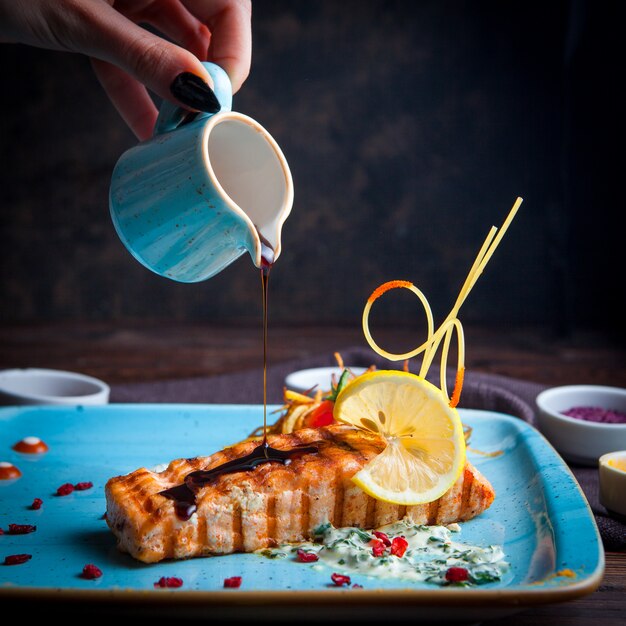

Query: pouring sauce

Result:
[160,234,317,520]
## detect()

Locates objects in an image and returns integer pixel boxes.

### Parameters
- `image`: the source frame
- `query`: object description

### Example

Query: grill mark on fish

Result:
[332,462,345,527]
[233,501,243,552]
[267,492,276,545]
[197,501,208,556]
[460,465,474,519]
[301,476,310,539]
[428,496,440,524]
[364,491,376,528]
[398,505,407,522]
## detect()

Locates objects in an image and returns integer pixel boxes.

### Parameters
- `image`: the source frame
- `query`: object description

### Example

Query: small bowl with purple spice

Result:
[536,385,626,466]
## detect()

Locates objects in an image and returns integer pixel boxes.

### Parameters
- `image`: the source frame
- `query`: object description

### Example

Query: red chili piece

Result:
[331,573,351,586]
[30,498,43,510]
[445,566,469,583]
[56,483,74,496]
[223,576,242,588]
[4,554,32,565]
[390,536,408,558]
[74,482,93,491]
[82,564,103,579]
[305,400,335,428]
[372,530,391,546]
[296,549,319,563]
[154,576,183,588]
[8,524,37,535]
[370,538,387,557]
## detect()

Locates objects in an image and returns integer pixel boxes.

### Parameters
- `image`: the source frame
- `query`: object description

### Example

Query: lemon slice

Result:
[333,370,466,505]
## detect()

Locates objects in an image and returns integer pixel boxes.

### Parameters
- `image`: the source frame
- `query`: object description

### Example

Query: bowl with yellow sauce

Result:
[599,451,626,518]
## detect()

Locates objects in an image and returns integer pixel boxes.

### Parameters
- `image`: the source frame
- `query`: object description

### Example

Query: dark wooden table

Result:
[0,321,624,624]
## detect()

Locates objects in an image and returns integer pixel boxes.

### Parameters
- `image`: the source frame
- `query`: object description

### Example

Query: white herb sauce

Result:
[260,517,508,586]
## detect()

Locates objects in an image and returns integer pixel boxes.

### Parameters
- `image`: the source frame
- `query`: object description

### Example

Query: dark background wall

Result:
[0,1,622,338]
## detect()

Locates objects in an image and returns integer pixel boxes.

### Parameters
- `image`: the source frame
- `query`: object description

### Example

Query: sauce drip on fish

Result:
[160,442,318,520]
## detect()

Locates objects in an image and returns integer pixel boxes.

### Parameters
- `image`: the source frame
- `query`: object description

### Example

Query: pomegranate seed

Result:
[56,483,74,496]
[331,573,351,586]
[296,549,319,563]
[30,498,43,510]
[390,536,408,558]
[154,576,183,588]
[372,530,391,546]
[0,528,3,535]
[74,482,93,491]
[352,583,363,588]
[4,554,32,565]
[370,538,386,557]
[82,564,103,579]
[8,524,36,535]
[445,566,469,583]
[223,576,242,588]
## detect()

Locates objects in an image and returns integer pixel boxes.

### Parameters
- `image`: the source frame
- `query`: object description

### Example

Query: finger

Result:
[137,0,211,60]
[91,58,157,141]
[56,0,217,110]
[180,0,252,92]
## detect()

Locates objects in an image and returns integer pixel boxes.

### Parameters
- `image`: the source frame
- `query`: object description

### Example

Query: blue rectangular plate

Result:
[0,405,604,621]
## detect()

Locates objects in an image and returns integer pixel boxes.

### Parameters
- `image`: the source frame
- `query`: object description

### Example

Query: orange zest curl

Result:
[449,367,465,408]
[361,197,523,408]
[367,280,414,304]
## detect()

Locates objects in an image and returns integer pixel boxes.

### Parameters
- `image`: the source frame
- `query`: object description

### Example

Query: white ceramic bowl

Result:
[284,366,368,394]
[0,368,110,406]
[535,385,626,466]
[599,451,626,518]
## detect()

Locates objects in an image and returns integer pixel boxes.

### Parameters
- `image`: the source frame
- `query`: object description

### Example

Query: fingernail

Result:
[170,72,220,113]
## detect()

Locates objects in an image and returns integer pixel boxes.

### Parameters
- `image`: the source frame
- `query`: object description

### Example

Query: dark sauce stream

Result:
[160,233,318,520]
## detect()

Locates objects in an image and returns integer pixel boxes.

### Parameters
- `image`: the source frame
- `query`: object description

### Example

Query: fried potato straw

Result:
[362,197,523,407]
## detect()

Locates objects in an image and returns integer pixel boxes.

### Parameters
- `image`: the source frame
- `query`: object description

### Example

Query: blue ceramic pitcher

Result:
[109,63,293,282]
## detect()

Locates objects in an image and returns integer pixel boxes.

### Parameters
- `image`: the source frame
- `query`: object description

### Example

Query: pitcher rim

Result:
[200,111,294,267]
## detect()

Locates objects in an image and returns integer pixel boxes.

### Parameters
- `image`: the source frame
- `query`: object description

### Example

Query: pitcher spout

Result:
[244,220,284,269]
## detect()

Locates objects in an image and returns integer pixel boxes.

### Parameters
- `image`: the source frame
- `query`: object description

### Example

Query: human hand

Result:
[0,0,252,140]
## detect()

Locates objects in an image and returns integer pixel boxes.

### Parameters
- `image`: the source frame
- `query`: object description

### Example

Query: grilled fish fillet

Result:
[105,424,494,563]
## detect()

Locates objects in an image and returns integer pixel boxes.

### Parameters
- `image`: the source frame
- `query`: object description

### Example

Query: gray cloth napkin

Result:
[112,345,625,551]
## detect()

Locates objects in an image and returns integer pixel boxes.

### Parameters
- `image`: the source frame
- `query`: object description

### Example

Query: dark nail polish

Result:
[170,72,220,113]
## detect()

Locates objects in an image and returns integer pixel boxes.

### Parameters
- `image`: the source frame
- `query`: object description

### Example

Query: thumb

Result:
[62,1,219,112]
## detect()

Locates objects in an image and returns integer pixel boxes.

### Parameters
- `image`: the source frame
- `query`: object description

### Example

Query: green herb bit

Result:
[324,369,351,402]
[351,528,373,543]
[313,522,332,536]
[259,549,287,559]
[471,570,501,585]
